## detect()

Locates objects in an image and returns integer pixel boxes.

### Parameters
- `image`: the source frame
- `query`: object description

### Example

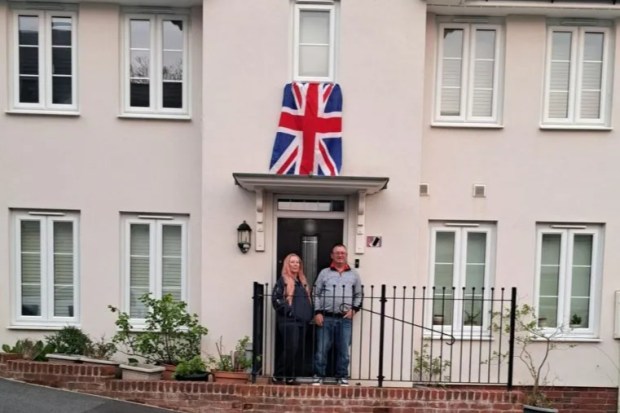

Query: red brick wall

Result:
[1,358,617,413]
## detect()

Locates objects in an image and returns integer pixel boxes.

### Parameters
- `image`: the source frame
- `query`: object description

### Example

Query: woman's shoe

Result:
[285,378,299,385]
[271,376,284,384]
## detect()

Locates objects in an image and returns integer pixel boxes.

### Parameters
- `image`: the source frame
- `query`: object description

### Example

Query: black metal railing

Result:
[252,283,516,388]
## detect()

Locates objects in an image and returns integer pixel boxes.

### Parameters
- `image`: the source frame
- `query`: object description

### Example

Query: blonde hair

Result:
[281,253,310,305]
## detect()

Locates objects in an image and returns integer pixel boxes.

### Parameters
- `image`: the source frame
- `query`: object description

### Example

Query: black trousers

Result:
[273,321,307,379]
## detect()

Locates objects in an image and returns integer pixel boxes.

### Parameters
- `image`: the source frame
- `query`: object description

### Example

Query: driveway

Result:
[0,379,177,413]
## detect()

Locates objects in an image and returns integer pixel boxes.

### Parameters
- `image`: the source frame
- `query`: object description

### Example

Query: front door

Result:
[275,217,344,378]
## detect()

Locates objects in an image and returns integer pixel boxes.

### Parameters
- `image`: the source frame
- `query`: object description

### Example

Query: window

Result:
[13,211,79,326]
[11,10,77,111]
[435,22,503,125]
[122,214,187,321]
[536,224,603,336]
[543,25,611,127]
[123,13,189,116]
[429,222,495,331]
[293,3,336,82]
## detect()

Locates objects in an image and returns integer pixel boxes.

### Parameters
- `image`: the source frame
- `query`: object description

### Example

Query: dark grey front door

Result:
[274,218,343,377]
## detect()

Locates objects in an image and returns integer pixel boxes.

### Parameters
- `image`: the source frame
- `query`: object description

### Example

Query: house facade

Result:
[1,0,620,392]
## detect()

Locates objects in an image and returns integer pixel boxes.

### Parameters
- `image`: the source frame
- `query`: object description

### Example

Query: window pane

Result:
[162,225,182,298]
[569,298,589,328]
[51,17,72,46]
[52,77,72,104]
[163,20,183,50]
[583,32,604,61]
[130,224,150,318]
[18,16,39,45]
[300,10,330,44]
[21,221,41,316]
[434,232,455,288]
[130,80,150,107]
[19,47,38,75]
[299,45,329,77]
[538,297,558,328]
[573,234,593,265]
[466,233,486,263]
[52,48,72,75]
[552,31,572,61]
[163,51,183,80]
[130,19,150,49]
[163,83,182,108]
[540,265,560,296]
[539,233,560,326]
[441,29,463,117]
[475,29,496,59]
[130,50,150,78]
[541,234,561,264]
[19,77,39,104]
[54,286,73,317]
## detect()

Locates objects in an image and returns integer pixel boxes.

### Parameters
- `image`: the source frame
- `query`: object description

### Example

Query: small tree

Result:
[109,294,208,365]
[491,304,572,407]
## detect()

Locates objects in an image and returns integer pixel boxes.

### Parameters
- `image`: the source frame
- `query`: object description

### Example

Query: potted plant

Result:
[174,355,209,381]
[109,293,208,380]
[209,336,252,384]
[569,313,582,329]
[2,339,51,362]
[492,304,573,413]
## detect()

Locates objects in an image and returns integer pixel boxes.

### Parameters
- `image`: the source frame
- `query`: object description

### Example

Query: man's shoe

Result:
[271,377,284,384]
[311,376,323,386]
[285,378,298,385]
[337,378,349,386]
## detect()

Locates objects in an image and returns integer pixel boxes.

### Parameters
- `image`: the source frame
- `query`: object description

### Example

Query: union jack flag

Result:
[269,82,343,176]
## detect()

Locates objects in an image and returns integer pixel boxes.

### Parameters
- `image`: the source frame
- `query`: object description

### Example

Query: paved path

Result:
[0,378,177,413]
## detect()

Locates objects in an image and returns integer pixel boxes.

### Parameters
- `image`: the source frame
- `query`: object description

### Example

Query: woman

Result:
[271,253,313,385]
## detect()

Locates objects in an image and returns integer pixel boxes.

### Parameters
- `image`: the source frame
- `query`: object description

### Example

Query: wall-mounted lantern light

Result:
[237,221,252,253]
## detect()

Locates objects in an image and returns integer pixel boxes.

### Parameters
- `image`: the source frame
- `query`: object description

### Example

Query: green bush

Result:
[2,339,51,361]
[174,355,207,378]
[85,336,117,360]
[109,293,208,365]
[45,326,92,355]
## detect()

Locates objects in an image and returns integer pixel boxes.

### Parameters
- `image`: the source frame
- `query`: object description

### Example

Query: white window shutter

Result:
[471,29,496,117]
[579,32,604,120]
[21,220,42,316]
[161,224,182,301]
[440,28,464,117]
[548,31,572,119]
[53,221,74,317]
[130,223,150,318]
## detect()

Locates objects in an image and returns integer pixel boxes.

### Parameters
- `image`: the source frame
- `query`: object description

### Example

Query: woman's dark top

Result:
[272,277,313,323]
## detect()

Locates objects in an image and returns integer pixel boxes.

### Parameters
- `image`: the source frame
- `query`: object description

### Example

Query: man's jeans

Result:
[314,316,352,378]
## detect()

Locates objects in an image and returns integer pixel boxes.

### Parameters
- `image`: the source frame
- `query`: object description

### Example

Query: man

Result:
[312,243,363,386]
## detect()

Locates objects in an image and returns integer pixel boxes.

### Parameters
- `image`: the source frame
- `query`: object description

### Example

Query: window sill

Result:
[6,109,80,117]
[118,113,191,121]
[431,122,503,129]
[539,124,612,131]
[8,323,80,331]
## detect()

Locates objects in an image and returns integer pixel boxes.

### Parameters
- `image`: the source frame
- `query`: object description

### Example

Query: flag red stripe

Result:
[276,147,298,175]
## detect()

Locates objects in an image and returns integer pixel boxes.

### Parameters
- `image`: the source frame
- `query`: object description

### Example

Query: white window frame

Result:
[121,13,190,117]
[535,224,603,338]
[12,211,80,327]
[542,25,611,128]
[11,9,78,112]
[428,222,496,336]
[121,214,188,327]
[434,22,503,125]
[293,2,336,82]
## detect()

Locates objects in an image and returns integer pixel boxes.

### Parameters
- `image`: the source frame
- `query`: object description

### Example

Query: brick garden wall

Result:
[0,356,617,413]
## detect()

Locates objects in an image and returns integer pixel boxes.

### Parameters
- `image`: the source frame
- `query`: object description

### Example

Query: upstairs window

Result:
[543,25,612,127]
[293,3,336,82]
[435,22,503,125]
[11,10,77,112]
[123,13,189,116]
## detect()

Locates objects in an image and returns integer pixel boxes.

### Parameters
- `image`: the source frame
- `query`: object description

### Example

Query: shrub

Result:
[109,293,208,365]
[45,326,92,355]
[2,339,51,361]
[209,336,252,372]
[174,355,207,378]
[86,336,117,360]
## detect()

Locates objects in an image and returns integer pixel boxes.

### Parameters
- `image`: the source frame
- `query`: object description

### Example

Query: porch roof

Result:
[232,173,389,195]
